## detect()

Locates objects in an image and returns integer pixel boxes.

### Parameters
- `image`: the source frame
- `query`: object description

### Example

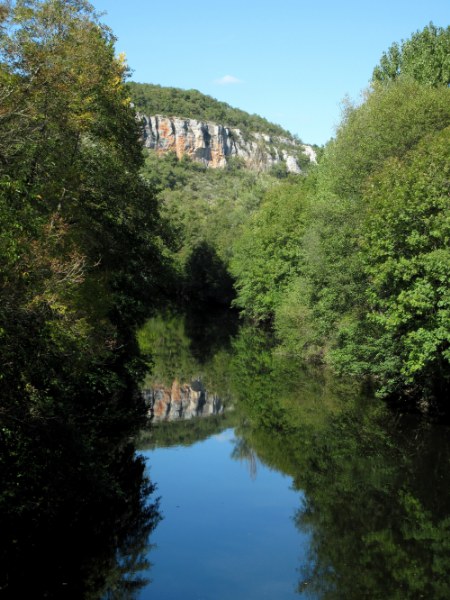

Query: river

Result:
[134,310,450,600]
[2,309,449,598]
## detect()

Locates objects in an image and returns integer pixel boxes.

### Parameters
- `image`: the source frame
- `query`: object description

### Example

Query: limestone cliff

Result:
[143,379,224,422]
[140,114,316,173]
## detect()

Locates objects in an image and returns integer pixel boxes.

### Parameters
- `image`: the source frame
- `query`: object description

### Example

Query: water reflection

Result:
[139,312,450,599]
[295,411,450,599]
[0,385,160,599]
[144,379,225,422]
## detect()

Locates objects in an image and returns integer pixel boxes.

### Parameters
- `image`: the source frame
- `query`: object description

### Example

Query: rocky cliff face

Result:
[143,379,224,422]
[140,114,316,173]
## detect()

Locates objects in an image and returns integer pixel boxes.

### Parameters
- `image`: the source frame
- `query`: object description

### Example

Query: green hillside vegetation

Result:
[133,23,450,414]
[1,6,449,564]
[230,23,450,413]
[3,2,449,594]
[127,81,296,139]
[140,150,300,306]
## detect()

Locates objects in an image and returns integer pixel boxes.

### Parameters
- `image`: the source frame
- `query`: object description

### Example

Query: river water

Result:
[2,309,449,598]
[134,310,450,600]
[139,429,308,600]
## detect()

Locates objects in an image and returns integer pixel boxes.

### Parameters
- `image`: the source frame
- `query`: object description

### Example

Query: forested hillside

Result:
[2,1,449,594]
[1,4,449,558]
[129,23,450,415]
[128,82,295,139]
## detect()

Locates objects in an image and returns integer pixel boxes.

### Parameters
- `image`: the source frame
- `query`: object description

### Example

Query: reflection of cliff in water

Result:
[144,379,225,422]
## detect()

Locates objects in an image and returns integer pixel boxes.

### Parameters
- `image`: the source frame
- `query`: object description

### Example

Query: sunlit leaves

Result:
[373,23,450,87]
[230,180,309,321]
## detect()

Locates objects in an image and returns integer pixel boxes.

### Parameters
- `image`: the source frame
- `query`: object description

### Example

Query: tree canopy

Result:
[372,23,450,87]
[229,23,450,411]
[127,81,295,139]
[0,3,165,589]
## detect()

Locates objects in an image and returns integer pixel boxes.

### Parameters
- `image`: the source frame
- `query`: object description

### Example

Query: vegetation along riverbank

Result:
[0,0,449,594]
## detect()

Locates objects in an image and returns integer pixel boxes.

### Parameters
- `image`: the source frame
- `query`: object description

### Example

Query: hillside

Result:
[127,82,294,139]
[128,83,316,173]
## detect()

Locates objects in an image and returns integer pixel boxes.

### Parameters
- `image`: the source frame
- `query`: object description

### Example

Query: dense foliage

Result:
[2,11,450,591]
[229,24,450,412]
[230,179,311,321]
[135,23,450,412]
[372,23,450,86]
[127,81,294,139]
[140,149,286,306]
[0,1,164,594]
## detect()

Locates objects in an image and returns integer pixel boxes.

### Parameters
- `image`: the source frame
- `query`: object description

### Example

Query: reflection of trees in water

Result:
[184,303,239,365]
[294,410,450,599]
[138,309,239,402]
[138,313,450,599]
[231,436,258,480]
[0,440,160,599]
[0,380,161,599]
[226,323,450,599]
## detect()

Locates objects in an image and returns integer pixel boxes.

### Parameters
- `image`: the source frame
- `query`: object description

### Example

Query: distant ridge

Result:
[128,83,316,173]
[127,82,296,140]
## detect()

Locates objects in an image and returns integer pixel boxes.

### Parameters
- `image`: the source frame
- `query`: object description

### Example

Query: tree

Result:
[358,127,450,405]
[0,5,165,590]
[275,79,450,372]
[230,180,309,321]
[372,23,450,87]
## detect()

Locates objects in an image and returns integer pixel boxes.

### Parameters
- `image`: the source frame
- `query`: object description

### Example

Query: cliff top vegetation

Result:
[127,82,297,140]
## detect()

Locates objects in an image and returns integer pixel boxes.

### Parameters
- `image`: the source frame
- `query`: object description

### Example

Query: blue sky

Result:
[92,0,449,145]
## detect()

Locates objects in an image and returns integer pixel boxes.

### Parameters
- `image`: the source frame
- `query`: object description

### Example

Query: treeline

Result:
[135,25,450,413]
[140,149,283,306]
[0,0,166,455]
[127,81,295,139]
[0,1,163,593]
[229,24,450,413]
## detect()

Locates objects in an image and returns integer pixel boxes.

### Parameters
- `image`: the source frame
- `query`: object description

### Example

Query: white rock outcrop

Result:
[140,114,315,173]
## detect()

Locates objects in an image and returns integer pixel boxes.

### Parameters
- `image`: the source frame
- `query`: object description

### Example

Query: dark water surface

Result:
[135,311,450,600]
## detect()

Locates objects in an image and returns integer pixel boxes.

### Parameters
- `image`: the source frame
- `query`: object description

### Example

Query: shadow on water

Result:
[0,384,161,598]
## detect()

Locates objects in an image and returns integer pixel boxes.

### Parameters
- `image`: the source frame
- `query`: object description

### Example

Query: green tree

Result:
[0,4,165,588]
[373,23,450,87]
[230,179,310,321]
[275,79,450,376]
[356,127,450,405]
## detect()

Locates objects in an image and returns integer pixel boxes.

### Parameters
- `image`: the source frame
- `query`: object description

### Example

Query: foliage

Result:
[0,2,166,592]
[140,150,277,303]
[372,22,450,87]
[0,0,167,406]
[183,241,235,306]
[226,23,450,410]
[274,79,449,408]
[318,80,450,198]
[230,179,310,321]
[355,127,450,403]
[127,81,294,139]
